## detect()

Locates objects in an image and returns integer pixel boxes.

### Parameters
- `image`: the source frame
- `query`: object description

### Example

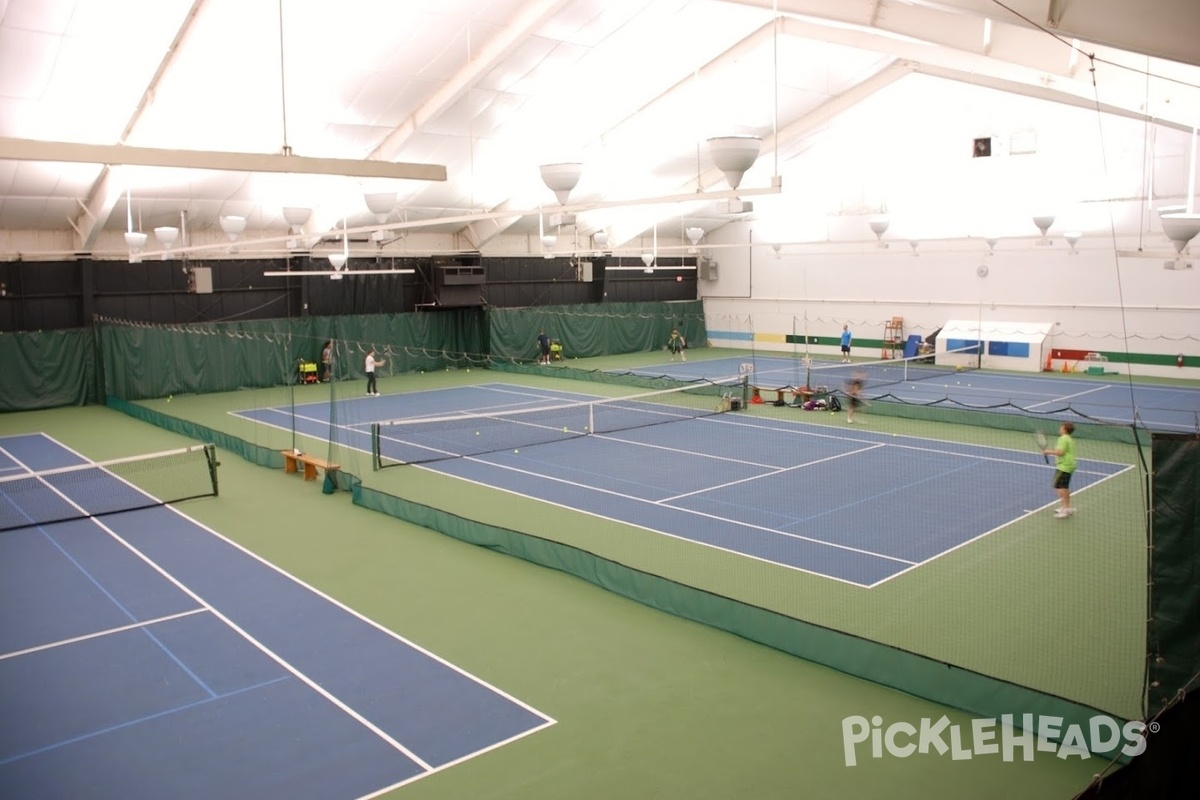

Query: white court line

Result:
[0,609,207,662]
[710,413,1131,469]
[422,464,882,589]
[1026,384,1112,410]
[660,443,885,503]
[4,440,433,772]
[30,433,557,778]
[868,464,1136,588]
[456,449,916,566]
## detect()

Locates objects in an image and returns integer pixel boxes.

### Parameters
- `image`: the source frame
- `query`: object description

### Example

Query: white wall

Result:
[700,231,1198,377]
[695,75,1200,379]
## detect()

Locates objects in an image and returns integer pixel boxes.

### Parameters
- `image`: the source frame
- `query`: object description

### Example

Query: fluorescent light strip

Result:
[262,269,416,277]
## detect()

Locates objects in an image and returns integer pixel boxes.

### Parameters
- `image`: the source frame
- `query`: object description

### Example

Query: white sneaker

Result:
[1054,509,1070,518]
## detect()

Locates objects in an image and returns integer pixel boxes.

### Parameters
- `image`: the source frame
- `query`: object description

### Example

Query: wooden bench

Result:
[280,450,340,482]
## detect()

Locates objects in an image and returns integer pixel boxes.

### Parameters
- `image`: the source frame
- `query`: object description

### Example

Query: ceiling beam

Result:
[605,59,913,249]
[462,202,525,250]
[69,0,206,249]
[73,166,124,251]
[767,13,1198,131]
[0,138,447,181]
[137,183,784,258]
[726,0,1200,68]
[913,62,1195,134]
[368,0,571,162]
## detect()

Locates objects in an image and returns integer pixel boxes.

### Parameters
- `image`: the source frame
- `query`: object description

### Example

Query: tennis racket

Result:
[1034,430,1049,464]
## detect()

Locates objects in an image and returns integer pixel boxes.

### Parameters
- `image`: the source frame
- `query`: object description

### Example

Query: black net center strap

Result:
[373,377,746,469]
[0,444,219,533]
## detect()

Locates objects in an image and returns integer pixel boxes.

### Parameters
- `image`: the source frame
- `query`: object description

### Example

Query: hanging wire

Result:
[276,0,291,155]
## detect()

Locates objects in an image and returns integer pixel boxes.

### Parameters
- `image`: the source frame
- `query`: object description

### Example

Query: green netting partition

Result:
[97,310,487,401]
[487,300,706,361]
[848,394,1145,445]
[0,328,101,411]
[1147,433,1200,712]
[349,479,1132,760]
[488,358,747,401]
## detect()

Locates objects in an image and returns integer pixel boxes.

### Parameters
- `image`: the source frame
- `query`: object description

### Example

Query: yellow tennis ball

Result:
[167,395,172,402]
[475,431,480,436]
[563,427,569,432]
[514,449,519,454]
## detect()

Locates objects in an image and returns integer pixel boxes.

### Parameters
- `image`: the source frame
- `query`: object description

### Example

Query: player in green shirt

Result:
[1043,422,1077,518]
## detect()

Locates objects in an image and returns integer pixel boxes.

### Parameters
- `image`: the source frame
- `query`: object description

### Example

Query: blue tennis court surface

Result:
[235,383,1132,588]
[623,355,1200,432]
[0,433,553,799]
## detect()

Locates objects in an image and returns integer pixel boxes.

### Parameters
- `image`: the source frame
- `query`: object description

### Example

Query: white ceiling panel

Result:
[0,26,60,103]
[2,0,77,34]
[0,0,1196,258]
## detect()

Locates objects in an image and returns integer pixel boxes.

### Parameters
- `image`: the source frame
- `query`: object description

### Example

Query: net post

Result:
[371,422,381,470]
[204,443,219,497]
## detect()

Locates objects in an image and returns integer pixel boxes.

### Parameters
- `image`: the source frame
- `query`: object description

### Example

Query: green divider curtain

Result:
[97,310,488,401]
[1148,432,1200,711]
[487,300,706,361]
[0,328,100,411]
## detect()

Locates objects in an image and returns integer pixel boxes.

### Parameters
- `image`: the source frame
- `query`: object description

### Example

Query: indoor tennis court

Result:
[0,433,552,798]
[4,2,1199,798]
[233,380,1130,586]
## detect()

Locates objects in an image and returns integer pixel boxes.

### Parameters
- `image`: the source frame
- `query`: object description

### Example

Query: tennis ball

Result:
[167,395,172,402]
[514,449,519,454]
[475,431,480,436]
[563,427,569,432]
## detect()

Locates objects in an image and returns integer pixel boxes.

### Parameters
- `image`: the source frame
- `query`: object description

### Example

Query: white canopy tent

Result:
[936,320,1052,373]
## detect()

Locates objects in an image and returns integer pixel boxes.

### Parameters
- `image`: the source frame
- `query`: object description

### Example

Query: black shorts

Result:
[841,345,850,353]
[1053,470,1073,489]
[849,397,862,409]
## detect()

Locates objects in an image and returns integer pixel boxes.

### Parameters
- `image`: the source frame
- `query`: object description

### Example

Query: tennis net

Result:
[0,444,219,533]
[372,377,747,469]
[804,346,980,393]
